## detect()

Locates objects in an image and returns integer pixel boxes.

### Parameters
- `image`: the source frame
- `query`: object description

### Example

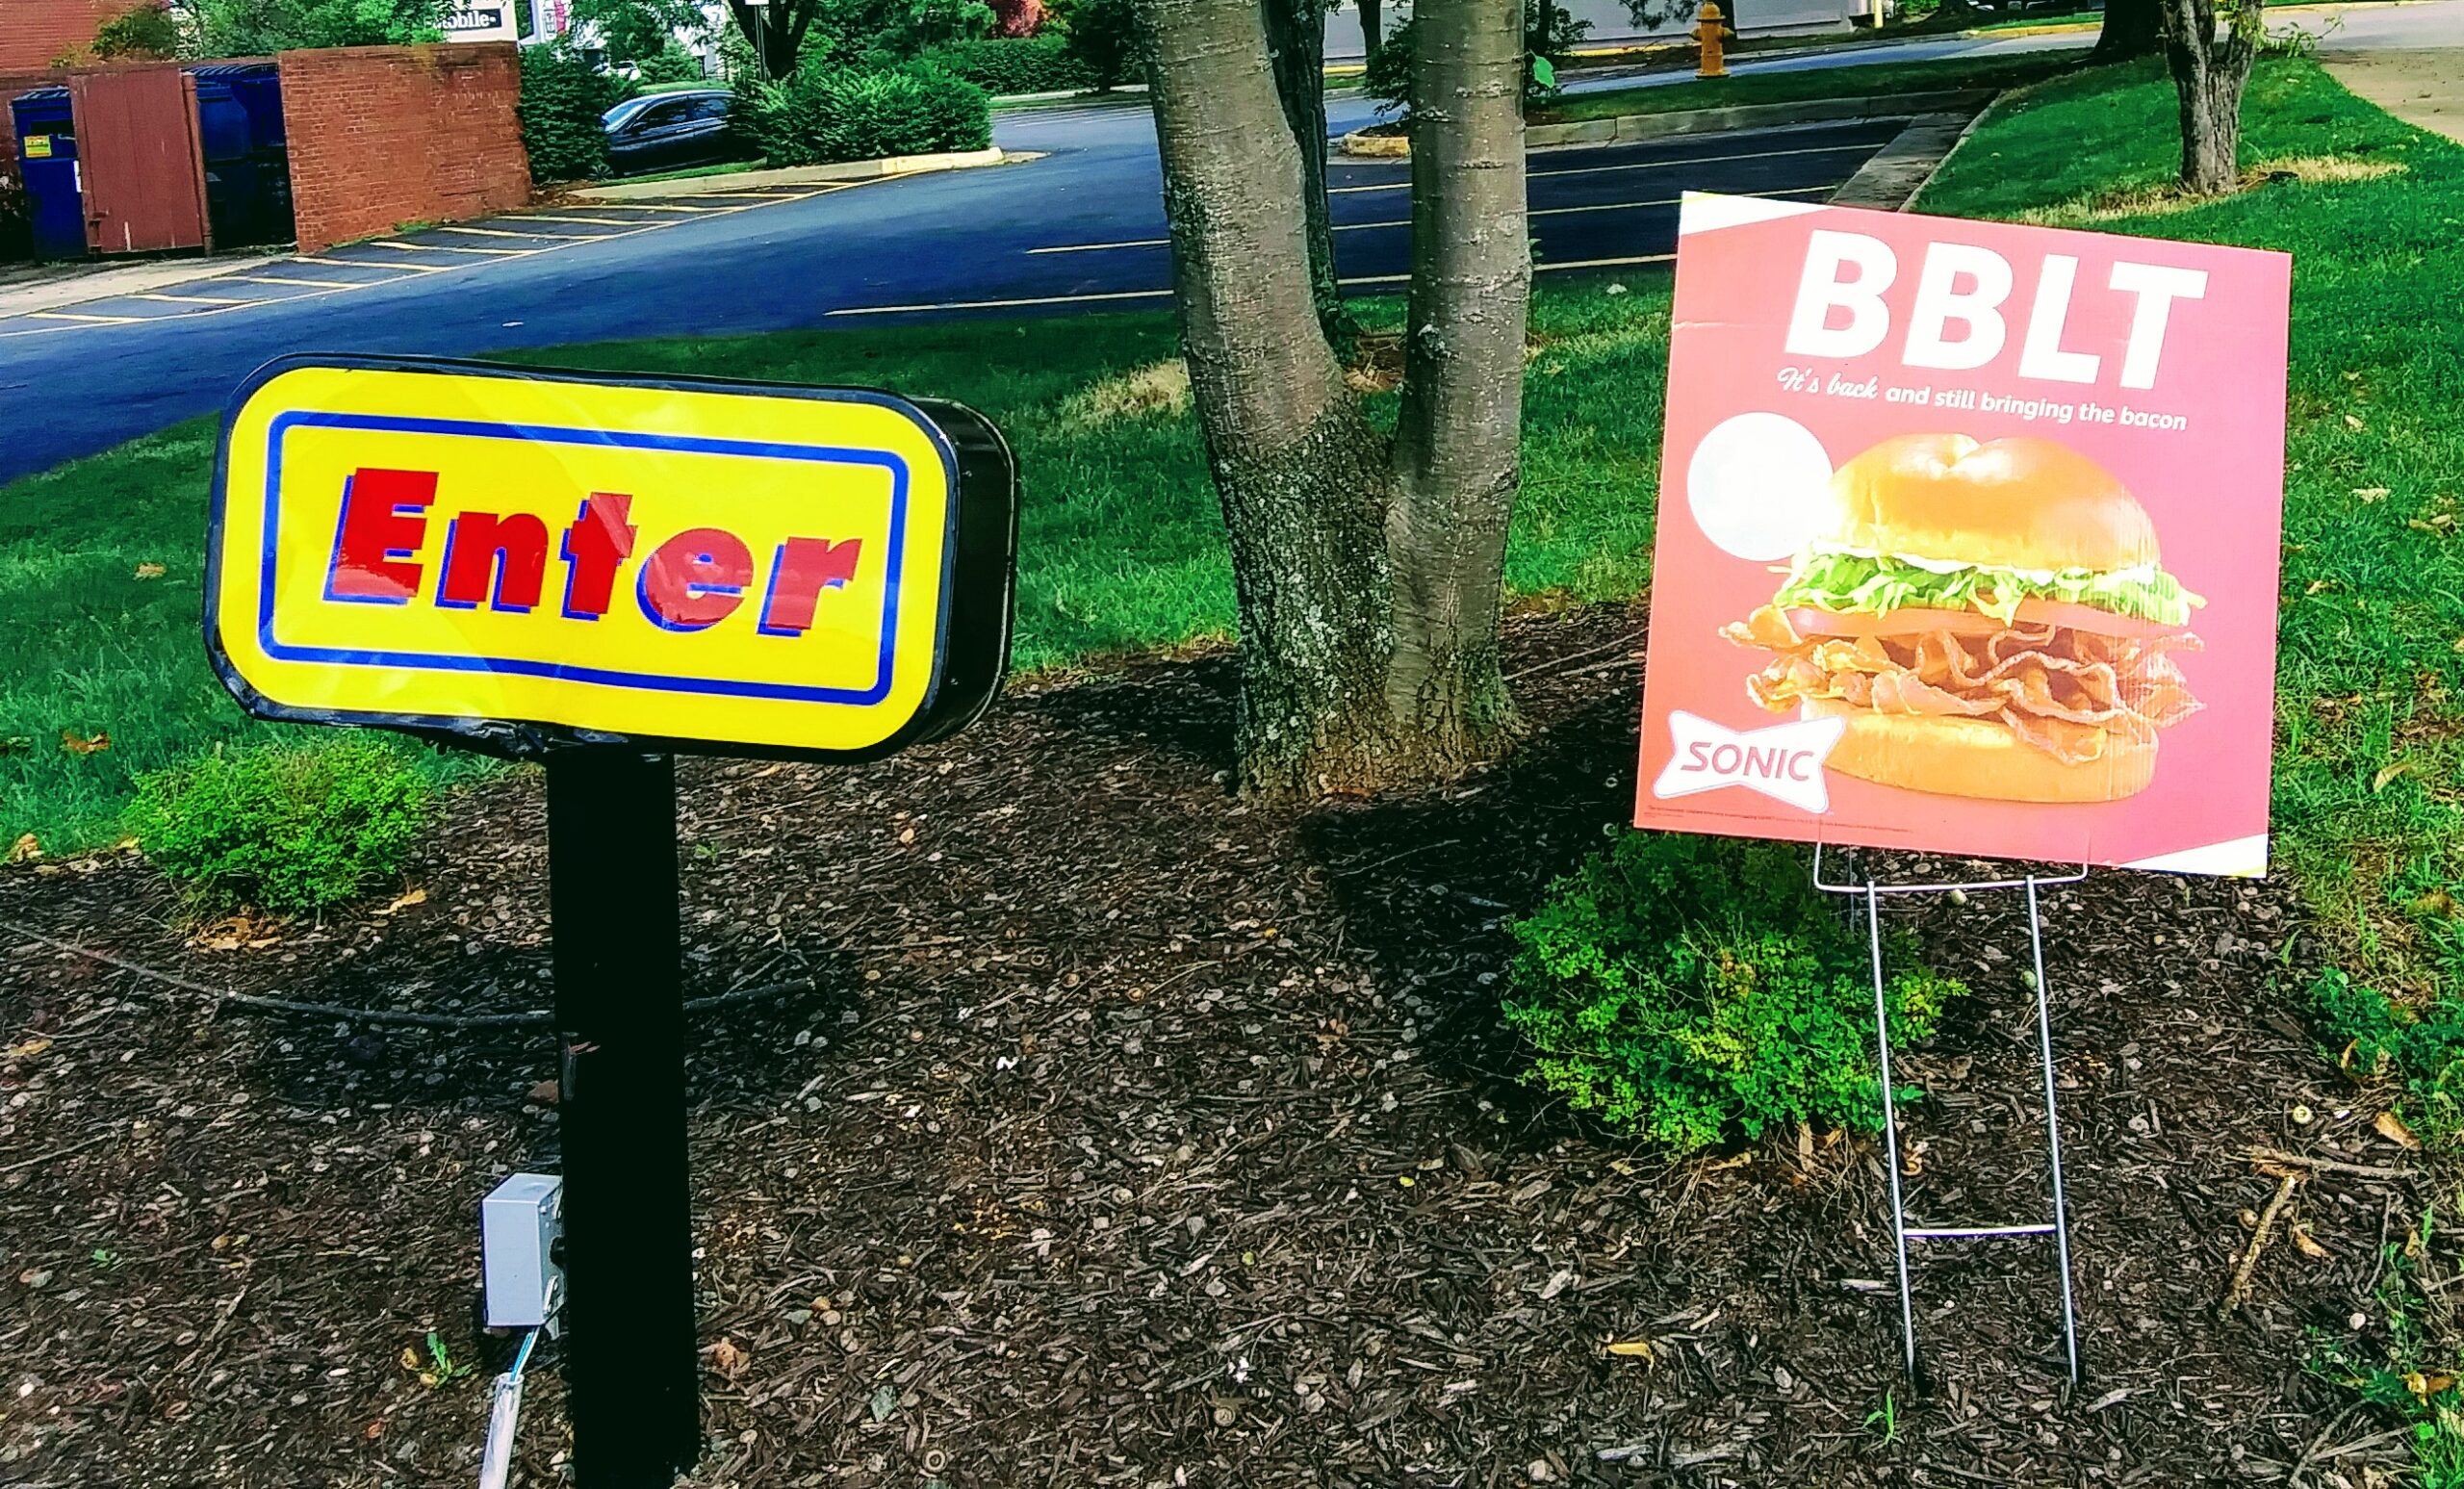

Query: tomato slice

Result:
[1783,600,2191,642]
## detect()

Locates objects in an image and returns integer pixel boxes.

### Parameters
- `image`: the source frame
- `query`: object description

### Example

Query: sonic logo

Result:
[1652,710,1845,814]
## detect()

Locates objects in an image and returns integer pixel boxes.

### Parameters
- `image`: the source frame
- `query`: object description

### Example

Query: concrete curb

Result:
[1825,107,1986,211]
[1340,88,1995,157]
[573,146,1006,200]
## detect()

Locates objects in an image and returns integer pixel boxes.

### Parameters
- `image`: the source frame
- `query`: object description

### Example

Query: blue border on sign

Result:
[257,410,912,706]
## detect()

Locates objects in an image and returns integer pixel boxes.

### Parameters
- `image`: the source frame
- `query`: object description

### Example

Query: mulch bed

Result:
[0,603,2438,1487]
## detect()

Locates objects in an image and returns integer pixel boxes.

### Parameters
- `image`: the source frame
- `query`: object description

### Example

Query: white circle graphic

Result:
[1685,412,1835,561]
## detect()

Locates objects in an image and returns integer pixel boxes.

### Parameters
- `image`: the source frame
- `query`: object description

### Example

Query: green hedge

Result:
[919,36,1094,95]
[128,735,432,916]
[735,63,991,167]
[520,47,630,184]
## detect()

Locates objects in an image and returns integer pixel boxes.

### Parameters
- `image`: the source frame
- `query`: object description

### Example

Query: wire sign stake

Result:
[1815,846,2084,1386]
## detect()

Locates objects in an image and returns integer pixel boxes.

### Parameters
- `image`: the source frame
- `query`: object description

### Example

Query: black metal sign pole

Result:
[546,748,702,1487]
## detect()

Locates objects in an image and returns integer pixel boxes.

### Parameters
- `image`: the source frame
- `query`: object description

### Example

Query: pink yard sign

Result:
[1632,193,2292,876]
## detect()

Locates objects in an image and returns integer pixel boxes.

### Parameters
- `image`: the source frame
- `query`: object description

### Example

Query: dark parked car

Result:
[602,90,743,176]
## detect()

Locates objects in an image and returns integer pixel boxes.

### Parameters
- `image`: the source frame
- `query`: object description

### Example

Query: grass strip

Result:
[0,286,1673,851]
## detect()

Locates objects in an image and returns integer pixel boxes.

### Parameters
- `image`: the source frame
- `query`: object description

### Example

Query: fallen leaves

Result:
[133,562,166,580]
[375,887,427,916]
[1604,1337,1656,1363]
[2374,1110,2422,1151]
[4,1038,53,1060]
[59,730,110,756]
[6,832,39,864]
[707,1337,749,1380]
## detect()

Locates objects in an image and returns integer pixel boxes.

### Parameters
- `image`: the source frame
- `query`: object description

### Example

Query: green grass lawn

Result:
[1921,57,2464,1002]
[0,287,1672,853]
[1533,49,2078,123]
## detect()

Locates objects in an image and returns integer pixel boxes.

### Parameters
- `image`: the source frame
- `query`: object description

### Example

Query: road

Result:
[0,108,1901,480]
[0,0,2451,480]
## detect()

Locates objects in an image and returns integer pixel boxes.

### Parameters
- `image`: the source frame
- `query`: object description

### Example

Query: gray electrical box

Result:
[482,1172,564,1333]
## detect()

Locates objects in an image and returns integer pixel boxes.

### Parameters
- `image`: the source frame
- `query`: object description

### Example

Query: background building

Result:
[0,0,145,71]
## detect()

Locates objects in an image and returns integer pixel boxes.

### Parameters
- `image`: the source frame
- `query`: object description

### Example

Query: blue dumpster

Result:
[192,63,292,250]
[11,89,84,261]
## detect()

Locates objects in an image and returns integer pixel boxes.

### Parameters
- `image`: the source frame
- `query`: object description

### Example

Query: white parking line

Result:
[136,292,256,305]
[831,250,1674,316]
[25,309,141,323]
[433,224,574,240]
[1328,139,1877,193]
[1030,183,1837,254]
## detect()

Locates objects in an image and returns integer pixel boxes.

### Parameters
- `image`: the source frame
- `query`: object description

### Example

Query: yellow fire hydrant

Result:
[1695,1,1734,78]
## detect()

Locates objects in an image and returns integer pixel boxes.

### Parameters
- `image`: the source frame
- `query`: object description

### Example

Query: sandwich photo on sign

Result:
[1634,195,2292,875]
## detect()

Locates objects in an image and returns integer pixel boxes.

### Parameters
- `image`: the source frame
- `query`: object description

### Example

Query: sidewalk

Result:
[2321,44,2464,143]
[0,254,283,320]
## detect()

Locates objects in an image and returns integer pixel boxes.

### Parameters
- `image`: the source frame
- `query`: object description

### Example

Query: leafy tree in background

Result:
[568,0,706,64]
[1051,0,1142,88]
[188,0,451,55]
[91,1,185,58]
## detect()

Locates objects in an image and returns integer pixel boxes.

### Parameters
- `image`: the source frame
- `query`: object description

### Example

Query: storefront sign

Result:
[1634,194,2291,875]
[208,356,1016,760]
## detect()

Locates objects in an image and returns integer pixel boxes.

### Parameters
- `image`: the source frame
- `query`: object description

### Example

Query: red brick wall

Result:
[278,42,531,255]
[0,1,141,72]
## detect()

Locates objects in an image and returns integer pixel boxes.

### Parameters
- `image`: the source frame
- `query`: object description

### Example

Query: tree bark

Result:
[1263,0,1356,347]
[2158,0,2260,194]
[1141,0,1403,791]
[2091,0,2163,62]
[1388,0,1530,766]
[1359,0,1384,55]
[726,0,812,78]
[1139,0,1531,795]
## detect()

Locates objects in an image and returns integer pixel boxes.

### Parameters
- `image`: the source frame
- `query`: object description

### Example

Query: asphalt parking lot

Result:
[0,114,1902,479]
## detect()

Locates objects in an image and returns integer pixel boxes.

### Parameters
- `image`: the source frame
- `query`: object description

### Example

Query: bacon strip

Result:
[1723,603,2204,764]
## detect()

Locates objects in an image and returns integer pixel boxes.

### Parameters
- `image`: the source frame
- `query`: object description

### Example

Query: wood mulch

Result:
[0,603,2440,1487]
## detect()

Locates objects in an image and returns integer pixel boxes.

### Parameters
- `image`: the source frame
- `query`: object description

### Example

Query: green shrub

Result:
[1049,0,1143,90]
[735,62,990,167]
[127,735,433,916]
[920,35,1095,94]
[1502,833,1966,1149]
[2312,970,2464,1136]
[520,46,631,184]
[634,43,707,85]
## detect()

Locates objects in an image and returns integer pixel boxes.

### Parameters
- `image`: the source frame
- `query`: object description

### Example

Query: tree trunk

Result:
[2091,0,2163,62]
[1141,0,1403,792]
[1387,0,1530,766]
[2158,0,2260,194]
[1359,0,1384,55]
[726,0,808,78]
[1263,0,1356,347]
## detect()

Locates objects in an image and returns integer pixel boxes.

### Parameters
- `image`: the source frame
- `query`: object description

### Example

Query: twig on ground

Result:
[2220,1173,2300,1320]
[2287,1402,2361,1489]
[2249,1147,2410,1181]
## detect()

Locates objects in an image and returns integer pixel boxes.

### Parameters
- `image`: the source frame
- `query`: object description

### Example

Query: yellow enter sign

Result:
[209,356,1017,759]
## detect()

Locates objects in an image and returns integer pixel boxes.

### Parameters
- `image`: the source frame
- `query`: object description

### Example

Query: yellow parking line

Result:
[374,240,533,256]
[136,292,255,305]
[504,213,654,227]
[433,224,572,240]
[317,257,450,272]
[225,273,392,289]
[25,309,143,322]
